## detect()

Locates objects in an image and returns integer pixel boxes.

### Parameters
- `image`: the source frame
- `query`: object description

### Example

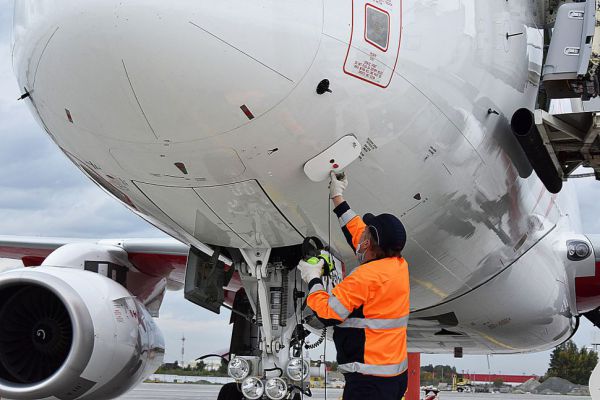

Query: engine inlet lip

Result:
[0,269,95,398]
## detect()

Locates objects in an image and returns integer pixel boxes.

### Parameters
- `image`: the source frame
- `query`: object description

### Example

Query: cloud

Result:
[0,185,162,238]
[421,352,552,377]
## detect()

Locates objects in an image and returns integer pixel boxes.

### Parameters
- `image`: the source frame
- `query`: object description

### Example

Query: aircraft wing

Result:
[0,235,235,279]
[0,235,190,282]
[0,235,241,317]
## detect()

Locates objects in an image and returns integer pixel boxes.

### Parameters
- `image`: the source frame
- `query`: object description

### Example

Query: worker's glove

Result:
[329,171,348,199]
[297,259,324,283]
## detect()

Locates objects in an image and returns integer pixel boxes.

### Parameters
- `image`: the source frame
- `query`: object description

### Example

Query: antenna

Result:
[181,334,186,367]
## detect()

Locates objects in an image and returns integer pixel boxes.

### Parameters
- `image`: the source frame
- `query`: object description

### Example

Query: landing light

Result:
[241,377,264,400]
[575,243,591,258]
[567,240,591,261]
[227,357,250,380]
[286,358,309,381]
[265,377,288,400]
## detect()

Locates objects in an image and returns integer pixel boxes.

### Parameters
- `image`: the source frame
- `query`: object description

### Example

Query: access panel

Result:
[343,0,403,88]
[195,180,304,248]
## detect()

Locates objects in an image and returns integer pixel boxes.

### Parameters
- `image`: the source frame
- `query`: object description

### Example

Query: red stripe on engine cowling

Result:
[575,261,600,313]
[22,256,47,267]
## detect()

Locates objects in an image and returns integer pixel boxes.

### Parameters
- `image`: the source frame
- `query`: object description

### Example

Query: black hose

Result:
[195,353,229,362]
[305,327,327,350]
[510,108,563,193]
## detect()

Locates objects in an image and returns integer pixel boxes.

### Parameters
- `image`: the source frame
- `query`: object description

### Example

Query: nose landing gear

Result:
[217,243,340,399]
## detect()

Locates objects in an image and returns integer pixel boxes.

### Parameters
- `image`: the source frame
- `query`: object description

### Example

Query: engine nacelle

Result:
[0,267,164,400]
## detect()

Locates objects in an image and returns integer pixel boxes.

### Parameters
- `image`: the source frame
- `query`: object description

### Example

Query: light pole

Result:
[181,334,186,367]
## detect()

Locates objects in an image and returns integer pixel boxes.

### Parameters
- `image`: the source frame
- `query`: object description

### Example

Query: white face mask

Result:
[355,240,367,264]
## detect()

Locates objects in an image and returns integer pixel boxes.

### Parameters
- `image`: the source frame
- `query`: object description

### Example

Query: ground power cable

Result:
[324,190,332,400]
[293,265,305,400]
[299,182,336,399]
[303,191,333,399]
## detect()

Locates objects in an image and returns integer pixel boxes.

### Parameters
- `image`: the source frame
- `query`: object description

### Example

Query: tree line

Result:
[156,360,229,376]
[420,341,598,387]
[545,340,598,385]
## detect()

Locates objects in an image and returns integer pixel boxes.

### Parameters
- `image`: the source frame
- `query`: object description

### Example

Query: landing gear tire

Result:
[217,382,244,400]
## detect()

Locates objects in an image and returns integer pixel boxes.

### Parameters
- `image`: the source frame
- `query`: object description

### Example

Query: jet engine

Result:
[0,267,164,400]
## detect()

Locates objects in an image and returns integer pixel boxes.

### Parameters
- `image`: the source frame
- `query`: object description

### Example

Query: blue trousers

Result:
[342,372,408,400]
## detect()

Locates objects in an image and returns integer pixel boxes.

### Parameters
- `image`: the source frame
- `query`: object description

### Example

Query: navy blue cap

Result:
[363,213,407,252]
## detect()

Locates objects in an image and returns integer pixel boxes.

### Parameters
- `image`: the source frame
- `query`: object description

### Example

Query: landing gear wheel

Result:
[217,382,244,400]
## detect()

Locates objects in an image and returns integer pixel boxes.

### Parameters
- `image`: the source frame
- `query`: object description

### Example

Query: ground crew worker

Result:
[298,171,410,400]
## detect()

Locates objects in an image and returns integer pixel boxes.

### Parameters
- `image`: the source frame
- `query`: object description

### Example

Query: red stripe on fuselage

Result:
[575,261,600,313]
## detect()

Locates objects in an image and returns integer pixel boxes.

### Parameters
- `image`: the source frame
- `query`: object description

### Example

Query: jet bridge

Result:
[540,0,600,181]
[543,0,600,101]
[510,0,600,191]
[534,110,600,180]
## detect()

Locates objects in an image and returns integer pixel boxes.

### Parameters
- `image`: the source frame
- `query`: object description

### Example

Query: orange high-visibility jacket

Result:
[307,201,410,377]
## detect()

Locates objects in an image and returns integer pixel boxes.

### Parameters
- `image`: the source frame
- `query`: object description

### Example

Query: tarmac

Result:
[116,383,593,400]
[117,383,344,399]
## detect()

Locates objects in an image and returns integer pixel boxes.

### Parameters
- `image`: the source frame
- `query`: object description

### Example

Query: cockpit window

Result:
[365,4,390,51]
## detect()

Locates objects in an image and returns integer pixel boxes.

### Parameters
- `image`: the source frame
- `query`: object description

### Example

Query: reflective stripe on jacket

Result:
[306,201,410,377]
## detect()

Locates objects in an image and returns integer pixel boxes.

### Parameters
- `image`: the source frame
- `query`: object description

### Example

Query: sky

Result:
[1,0,600,377]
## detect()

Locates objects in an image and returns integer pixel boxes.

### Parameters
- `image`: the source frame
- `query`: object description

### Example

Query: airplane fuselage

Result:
[11,0,588,354]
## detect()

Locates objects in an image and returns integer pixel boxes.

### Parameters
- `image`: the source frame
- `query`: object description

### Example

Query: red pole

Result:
[405,353,421,400]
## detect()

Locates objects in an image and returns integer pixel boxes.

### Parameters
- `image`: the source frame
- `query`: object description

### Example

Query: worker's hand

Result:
[297,259,324,283]
[329,171,348,199]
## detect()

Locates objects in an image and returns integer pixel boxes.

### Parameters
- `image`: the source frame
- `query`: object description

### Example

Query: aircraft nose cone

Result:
[13,0,323,143]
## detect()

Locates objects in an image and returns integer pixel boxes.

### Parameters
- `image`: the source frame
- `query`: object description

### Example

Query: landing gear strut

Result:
[222,244,339,399]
